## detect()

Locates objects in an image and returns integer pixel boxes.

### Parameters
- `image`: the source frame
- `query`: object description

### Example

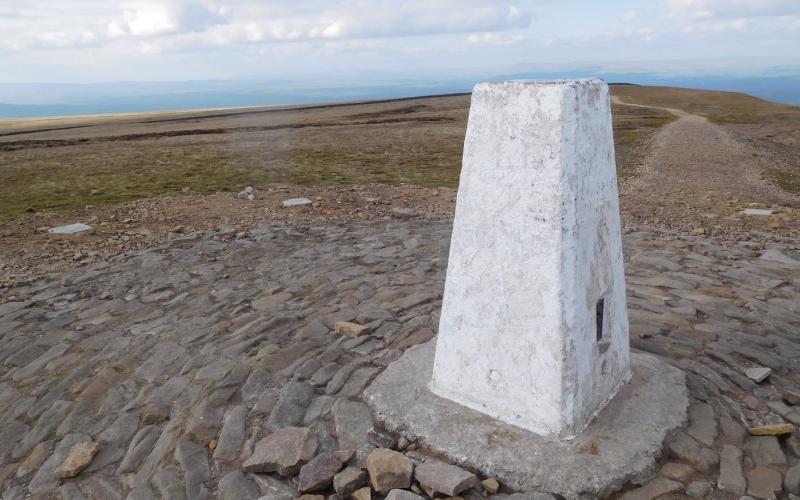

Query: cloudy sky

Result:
[1,0,799,83]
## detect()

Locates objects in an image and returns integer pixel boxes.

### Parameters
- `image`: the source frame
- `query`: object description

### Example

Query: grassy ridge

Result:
[0,87,739,220]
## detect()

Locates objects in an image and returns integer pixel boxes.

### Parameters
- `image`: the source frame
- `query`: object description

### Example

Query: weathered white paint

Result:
[430,79,630,439]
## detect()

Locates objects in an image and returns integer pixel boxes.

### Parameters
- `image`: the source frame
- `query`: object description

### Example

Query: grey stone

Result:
[748,435,787,468]
[48,222,93,235]
[385,490,424,500]
[214,405,246,462]
[126,484,158,500]
[719,416,747,446]
[131,423,179,488]
[786,464,800,496]
[414,458,480,496]
[619,477,681,500]
[297,451,349,493]
[669,432,718,472]
[77,475,124,500]
[332,399,374,452]
[116,425,159,474]
[686,402,717,447]
[745,366,772,383]
[154,466,186,500]
[685,481,712,497]
[718,444,746,495]
[12,399,72,460]
[304,395,336,425]
[219,471,261,500]
[367,428,397,449]
[175,440,211,499]
[253,388,279,415]
[282,198,313,207]
[243,426,318,476]
[746,466,783,499]
[364,341,688,499]
[310,363,340,387]
[252,473,298,499]
[333,466,369,497]
[59,482,89,500]
[267,381,314,430]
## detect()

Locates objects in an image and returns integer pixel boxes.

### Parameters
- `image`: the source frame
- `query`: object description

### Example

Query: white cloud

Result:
[467,32,527,46]
[0,0,534,52]
[664,0,800,20]
[622,10,639,23]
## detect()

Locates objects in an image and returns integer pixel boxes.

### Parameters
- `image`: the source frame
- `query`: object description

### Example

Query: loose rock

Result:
[298,451,350,493]
[243,427,317,476]
[282,198,313,208]
[745,366,772,383]
[718,444,747,495]
[335,321,369,337]
[746,467,783,499]
[55,441,99,478]
[334,466,369,497]
[385,490,424,500]
[352,487,372,500]
[366,448,413,494]
[414,458,480,496]
[483,478,500,495]
[749,423,795,436]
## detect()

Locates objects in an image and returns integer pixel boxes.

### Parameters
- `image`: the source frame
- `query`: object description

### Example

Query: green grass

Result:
[766,168,800,194]
[0,91,682,220]
[611,103,676,180]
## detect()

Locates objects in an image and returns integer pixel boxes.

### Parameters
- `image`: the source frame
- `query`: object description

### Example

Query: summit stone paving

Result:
[0,219,799,499]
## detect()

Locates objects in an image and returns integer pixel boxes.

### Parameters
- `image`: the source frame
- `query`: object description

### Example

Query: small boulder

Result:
[414,459,479,496]
[237,186,257,200]
[243,427,317,476]
[55,441,99,478]
[335,321,369,337]
[745,367,772,383]
[385,490,424,500]
[366,449,413,494]
[482,478,500,494]
[298,451,351,493]
[334,466,369,497]
[352,486,372,500]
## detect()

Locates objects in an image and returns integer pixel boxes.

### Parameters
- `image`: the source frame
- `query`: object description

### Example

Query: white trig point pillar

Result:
[430,79,631,439]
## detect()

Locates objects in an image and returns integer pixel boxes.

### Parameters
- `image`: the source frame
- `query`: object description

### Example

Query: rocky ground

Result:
[0,216,799,499]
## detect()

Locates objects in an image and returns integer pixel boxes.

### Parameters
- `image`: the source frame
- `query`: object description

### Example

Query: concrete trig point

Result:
[366,80,688,498]
[431,78,630,439]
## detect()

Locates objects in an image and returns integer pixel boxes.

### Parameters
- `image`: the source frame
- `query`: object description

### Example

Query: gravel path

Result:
[615,97,799,241]
[0,219,799,498]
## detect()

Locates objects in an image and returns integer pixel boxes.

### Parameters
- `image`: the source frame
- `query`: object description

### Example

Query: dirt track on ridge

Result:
[614,96,799,239]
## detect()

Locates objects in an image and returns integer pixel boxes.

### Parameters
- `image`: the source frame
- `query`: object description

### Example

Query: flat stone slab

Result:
[48,223,93,235]
[742,208,773,216]
[364,341,688,499]
[282,198,313,208]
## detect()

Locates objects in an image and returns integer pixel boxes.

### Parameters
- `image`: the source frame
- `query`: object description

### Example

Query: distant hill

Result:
[0,73,797,119]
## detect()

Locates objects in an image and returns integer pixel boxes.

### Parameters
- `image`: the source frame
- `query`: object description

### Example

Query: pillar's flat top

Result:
[474,78,605,89]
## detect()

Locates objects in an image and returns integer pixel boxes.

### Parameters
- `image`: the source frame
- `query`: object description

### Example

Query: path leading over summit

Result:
[614,95,798,233]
